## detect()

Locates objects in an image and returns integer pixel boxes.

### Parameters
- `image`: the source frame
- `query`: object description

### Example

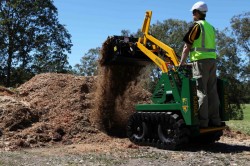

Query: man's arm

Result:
[179,43,192,66]
[179,23,200,66]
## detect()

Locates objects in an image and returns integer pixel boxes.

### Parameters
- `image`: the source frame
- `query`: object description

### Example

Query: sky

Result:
[53,0,250,66]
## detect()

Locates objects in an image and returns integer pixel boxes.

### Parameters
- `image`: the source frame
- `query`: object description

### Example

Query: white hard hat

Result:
[190,1,208,13]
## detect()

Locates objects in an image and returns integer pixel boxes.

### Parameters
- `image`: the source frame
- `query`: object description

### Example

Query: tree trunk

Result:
[6,50,12,87]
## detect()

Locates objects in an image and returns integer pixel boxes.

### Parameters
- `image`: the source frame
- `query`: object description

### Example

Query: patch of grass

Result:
[243,104,250,120]
[226,104,250,135]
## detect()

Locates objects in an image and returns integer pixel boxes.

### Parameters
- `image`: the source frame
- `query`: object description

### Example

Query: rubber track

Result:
[127,112,189,150]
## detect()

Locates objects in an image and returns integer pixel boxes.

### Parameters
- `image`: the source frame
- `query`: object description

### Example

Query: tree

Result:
[121,30,130,37]
[74,48,100,76]
[230,12,250,103]
[0,0,72,86]
[216,11,250,119]
[216,30,245,119]
[231,12,250,56]
[150,19,190,55]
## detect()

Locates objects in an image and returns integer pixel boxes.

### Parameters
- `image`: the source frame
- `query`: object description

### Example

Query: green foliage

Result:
[74,48,100,76]
[121,30,131,37]
[150,19,190,55]
[228,104,244,120]
[231,12,250,55]
[231,12,250,103]
[0,0,72,87]
[216,12,250,119]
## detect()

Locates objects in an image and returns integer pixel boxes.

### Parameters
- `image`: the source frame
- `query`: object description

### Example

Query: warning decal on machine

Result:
[182,98,188,113]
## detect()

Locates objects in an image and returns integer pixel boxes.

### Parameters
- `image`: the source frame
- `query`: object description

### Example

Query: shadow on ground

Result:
[182,142,250,153]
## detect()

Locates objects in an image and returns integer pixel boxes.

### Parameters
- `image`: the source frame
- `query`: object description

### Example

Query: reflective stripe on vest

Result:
[190,20,216,61]
[190,48,215,52]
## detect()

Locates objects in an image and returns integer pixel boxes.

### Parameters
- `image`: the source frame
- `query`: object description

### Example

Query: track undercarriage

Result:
[127,112,189,150]
[127,111,224,150]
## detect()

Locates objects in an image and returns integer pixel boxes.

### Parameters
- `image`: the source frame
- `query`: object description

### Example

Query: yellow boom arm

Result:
[137,11,180,73]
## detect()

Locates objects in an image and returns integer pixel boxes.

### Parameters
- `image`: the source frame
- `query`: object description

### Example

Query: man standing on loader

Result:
[179,1,221,128]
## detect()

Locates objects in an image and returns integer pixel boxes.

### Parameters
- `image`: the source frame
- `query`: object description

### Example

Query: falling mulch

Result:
[92,37,151,136]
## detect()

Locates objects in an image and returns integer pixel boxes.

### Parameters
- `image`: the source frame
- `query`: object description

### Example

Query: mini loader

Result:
[101,11,229,150]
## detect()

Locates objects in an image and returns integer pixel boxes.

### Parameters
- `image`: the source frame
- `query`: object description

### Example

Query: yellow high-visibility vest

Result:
[190,20,216,61]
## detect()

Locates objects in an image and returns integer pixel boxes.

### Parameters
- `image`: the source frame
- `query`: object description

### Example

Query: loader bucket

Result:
[99,36,151,66]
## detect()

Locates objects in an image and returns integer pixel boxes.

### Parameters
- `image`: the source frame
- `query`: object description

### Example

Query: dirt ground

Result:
[0,130,249,166]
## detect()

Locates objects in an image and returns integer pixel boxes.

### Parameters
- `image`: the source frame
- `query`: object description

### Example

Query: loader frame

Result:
[137,11,179,73]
